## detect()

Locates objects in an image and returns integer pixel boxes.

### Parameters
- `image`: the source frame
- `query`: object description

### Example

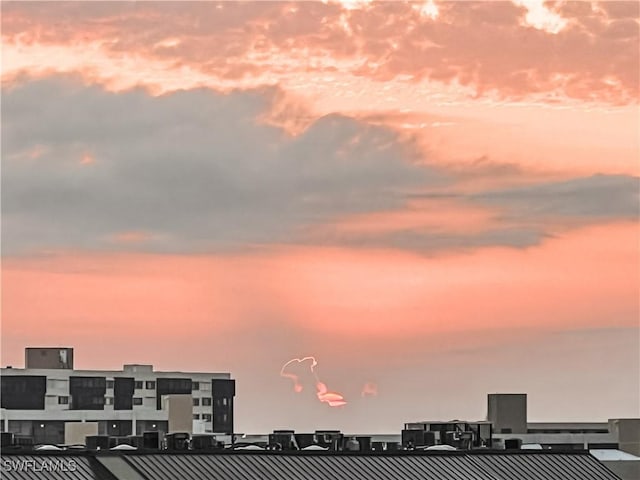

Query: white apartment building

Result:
[1,348,235,445]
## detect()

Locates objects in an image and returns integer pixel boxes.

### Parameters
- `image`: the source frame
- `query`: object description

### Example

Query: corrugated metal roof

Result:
[467,453,621,480]
[123,452,622,480]
[126,453,496,480]
[1,455,116,480]
[0,451,622,480]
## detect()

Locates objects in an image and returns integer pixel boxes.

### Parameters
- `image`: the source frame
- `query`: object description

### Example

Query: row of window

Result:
[195,414,226,423]
[527,429,610,434]
[193,414,212,421]
[103,380,209,391]
[111,398,142,406]
[105,380,155,390]
[58,396,213,406]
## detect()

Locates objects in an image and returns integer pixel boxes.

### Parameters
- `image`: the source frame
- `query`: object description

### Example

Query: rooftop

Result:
[0,450,623,480]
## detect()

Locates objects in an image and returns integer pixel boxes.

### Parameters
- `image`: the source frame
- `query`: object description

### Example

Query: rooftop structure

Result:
[25,347,74,370]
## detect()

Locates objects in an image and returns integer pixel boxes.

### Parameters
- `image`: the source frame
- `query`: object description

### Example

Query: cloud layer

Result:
[3,77,637,256]
[2,1,638,104]
[2,77,433,254]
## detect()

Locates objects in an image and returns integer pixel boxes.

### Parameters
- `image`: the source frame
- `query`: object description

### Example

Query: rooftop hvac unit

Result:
[402,429,426,448]
[344,438,360,451]
[315,430,343,450]
[355,436,372,451]
[444,431,474,450]
[504,438,523,450]
[386,442,400,452]
[1,432,14,448]
[269,431,296,450]
[85,435,110,450]
[492,438,506,450]
[126,436,144,448]
[164,432,190,450]
[14,435,34,447]
[371,441,385,452]
[294,433,316,449]
[405,423,428,430]
[191,434,216,451]
[143,431,161,449]
[423,431,436,447]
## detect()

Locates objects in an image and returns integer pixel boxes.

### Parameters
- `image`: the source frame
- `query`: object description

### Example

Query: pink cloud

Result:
[280,356,348,407]
[2,2,637,104]
[80,152,95,165]
[361,382,378,397]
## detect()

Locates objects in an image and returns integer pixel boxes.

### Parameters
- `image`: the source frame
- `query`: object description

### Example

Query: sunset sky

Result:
[1,1,639,433]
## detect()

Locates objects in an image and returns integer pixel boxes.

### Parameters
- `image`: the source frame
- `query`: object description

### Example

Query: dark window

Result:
[33,421,65,444]
[8,420,32,436]
[133,397,143,406]
[588,443,618,449]
[193,414,200,420]
[192,382,199,391]
[543,443,584,451]
[72,395,105,409]
[202,398,212,406]
[70,377,105,389]
[202,414,212,422]
[105,420,132,437]
[106,380,114,389]
[58,396,69,405]
[69,376,106,410]
[211,379,235,434]
[134,381,143,389]
[156,378,192,410]
[1,376,46,410]
[145,381,156,390]
[193,398,200,406]
[211,379,235,397]
[114,377,135,410]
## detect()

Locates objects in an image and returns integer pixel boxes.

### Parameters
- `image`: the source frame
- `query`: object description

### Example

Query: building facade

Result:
[487,393,638,454]
[1,348,235,445]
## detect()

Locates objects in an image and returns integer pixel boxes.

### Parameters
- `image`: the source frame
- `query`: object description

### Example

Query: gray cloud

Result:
[473,174,640,220]
[320,227,549,253]
[315,174,639,254]
[3,77,637,257]
[1,76,438,254]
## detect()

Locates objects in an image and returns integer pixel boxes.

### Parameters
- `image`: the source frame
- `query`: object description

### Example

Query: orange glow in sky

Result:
[281,356,348,407]
[1,0,638,432]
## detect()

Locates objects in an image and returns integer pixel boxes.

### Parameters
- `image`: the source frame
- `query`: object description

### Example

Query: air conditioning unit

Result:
[164,432,190,450]
[142,431,161,449]
[191,434,216,451]
[85,435,110,450]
